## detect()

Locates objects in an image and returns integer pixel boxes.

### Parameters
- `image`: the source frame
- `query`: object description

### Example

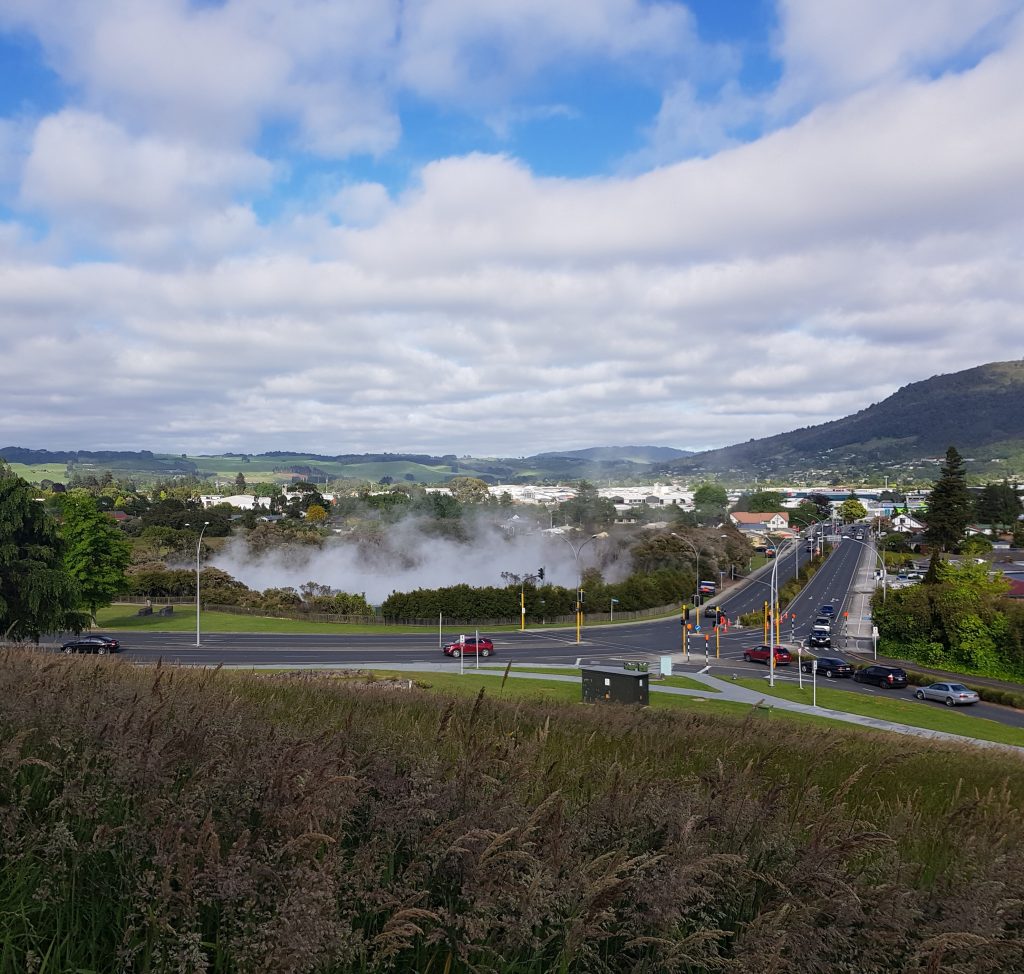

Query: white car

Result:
[914,683,980,707]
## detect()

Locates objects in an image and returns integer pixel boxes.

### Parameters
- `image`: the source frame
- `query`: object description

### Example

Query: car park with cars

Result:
[852,665,908,689]
[743,644,792,665]
[915,683,980,706]
[442,636,494,658]
[61,634,120,655]
[800,656,854,678]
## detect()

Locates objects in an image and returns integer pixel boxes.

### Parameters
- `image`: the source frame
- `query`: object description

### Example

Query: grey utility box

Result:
[580,664,649,706]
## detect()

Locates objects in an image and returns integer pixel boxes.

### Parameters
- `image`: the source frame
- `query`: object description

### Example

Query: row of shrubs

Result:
[124,564,372,616]
[379,568,693,623]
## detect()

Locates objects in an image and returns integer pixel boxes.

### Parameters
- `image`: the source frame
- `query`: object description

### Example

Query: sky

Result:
[1,0,1023,459]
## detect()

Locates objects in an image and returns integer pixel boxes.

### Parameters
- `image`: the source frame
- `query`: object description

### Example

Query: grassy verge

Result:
[734,676,1024,747]
[96,605,447,634]
[5,650,1024,972]
[94,605,674,635]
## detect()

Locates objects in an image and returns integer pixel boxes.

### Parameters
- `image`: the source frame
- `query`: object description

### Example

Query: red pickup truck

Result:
[743,644,792,665]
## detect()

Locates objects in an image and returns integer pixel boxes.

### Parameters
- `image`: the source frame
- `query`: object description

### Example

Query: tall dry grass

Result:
[1,647,1024,973]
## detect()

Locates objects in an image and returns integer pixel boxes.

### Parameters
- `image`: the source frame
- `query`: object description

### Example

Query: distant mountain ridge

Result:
[661,359,1024,478]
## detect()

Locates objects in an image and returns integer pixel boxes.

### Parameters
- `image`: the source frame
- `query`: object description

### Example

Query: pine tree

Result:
[1,467,88,640]
[924,446,972,552]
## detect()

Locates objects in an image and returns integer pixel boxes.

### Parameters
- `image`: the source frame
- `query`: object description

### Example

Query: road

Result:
[48,528,1024,731]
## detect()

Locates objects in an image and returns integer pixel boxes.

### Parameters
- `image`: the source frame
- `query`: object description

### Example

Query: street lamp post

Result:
[610,597,619,623]
[766,537,797,687]
[556,533,606,644]
[194,521,210,647]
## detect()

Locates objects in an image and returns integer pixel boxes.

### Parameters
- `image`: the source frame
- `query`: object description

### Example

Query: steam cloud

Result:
[211,516,630,605]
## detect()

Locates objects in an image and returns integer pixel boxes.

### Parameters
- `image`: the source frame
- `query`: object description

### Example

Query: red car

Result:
[442,637,494,658]
[743,644,792,665]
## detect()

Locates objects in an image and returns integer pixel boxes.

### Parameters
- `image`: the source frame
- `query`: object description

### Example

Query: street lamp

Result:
[188,521,210,647]
[556,532,607,643]
[766,536,798,687]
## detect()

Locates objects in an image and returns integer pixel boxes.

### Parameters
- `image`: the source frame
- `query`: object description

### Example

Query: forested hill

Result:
[661,359,1024,478]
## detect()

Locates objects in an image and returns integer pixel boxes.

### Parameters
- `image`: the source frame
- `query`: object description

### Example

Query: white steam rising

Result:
[211,518,626,604]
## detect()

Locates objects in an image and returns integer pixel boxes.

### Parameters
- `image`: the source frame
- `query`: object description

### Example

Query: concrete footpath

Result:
[266,658,1024,755]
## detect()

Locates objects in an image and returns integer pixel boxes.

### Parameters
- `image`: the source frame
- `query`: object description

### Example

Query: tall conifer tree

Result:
[924,446,972,552]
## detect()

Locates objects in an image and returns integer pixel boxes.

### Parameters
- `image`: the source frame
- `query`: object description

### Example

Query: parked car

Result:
[442,636,495,658]
[743,644,792,665]
[800,656,854,678]
[853,665,908,689]
[819,605,836,616]
[61,634,120,655]
[915,682,980,707]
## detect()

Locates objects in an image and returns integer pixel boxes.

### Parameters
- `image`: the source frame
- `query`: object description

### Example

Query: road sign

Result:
[694,624,701,633]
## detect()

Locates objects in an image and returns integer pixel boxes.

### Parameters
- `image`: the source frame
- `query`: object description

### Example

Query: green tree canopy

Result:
[693,483,728,510]
[733,490,784,513]
[59,491,132,618]
[925,446,972,552]
[447,477,491,503]
[974,481,1022,528]
[838,498,867,523]
[557,481,617,532]
[1,469,88,640]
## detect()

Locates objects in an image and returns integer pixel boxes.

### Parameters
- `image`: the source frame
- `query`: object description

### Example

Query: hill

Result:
[662,359,1024,480]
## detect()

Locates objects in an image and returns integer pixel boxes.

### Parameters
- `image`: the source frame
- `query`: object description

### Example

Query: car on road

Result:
[800,656,854,678]
[808,625,831,648]
[442,637,495,658]
[61,634,120,655]
[914,682,980,707]
[703,603,723,618]
[819,605,836,616]
[743,644,792,665]
[852,665,908,689]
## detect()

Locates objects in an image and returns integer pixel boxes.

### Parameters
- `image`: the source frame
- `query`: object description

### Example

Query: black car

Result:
[800,656,854,678]
[61,634,121,655]
[853,665,908,689]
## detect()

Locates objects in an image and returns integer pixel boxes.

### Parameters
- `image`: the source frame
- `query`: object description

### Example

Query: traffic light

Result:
[537,567,545,581]
[683,606,691,623]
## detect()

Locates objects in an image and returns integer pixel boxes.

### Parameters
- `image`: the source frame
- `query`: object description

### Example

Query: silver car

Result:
[914,682,980,707]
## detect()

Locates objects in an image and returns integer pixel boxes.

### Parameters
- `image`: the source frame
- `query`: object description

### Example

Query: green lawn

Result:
[94,605,439,635]
[277,668,846,728]
[734,677,1024,747]
[95,604,676,635]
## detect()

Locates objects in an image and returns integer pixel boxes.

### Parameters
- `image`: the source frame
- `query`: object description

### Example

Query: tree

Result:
[693,483,728,510]
[925,446,972,552]
[1,469,87,640]
[733,490,784,513]
[59,492,132,619]
[838,498,867,523]
[447,476,491,504]
[235,471,247,491]
[305,503,327,524]
[556,481,616,532]
[974,481,1022,529]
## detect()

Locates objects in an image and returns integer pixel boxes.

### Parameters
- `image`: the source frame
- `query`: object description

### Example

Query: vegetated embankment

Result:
[2,648,1024,973]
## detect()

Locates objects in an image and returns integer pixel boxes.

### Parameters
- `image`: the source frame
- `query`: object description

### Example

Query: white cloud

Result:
[18,110,271,259]
[772,0,1021,110]
[1,4,1023,455]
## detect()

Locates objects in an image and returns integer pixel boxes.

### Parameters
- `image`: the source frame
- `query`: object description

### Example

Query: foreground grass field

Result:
[4,646,1024,972]
[734,676,1024,747]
